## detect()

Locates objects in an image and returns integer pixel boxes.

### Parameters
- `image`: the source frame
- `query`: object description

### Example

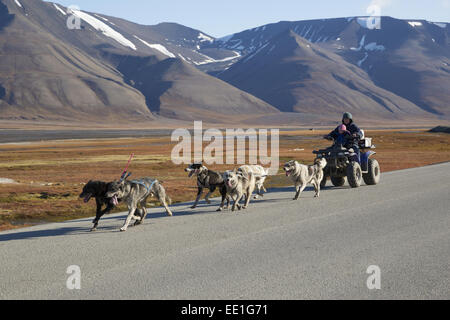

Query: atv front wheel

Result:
[331,176,346,187]
[363,159,381,185]
[347,162,362,188]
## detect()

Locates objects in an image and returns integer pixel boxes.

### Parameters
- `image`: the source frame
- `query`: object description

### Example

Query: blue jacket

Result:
[328,120,363,148]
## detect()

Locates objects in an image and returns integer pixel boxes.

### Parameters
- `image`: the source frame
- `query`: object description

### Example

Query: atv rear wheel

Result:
[331,176,346,187]
[347,162,362,188]
[363,159,381,185]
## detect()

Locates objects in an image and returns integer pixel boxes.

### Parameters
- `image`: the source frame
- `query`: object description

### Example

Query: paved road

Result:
[0,163,449,299]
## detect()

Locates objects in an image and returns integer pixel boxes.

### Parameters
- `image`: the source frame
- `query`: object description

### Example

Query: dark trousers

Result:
[353,146,360,163]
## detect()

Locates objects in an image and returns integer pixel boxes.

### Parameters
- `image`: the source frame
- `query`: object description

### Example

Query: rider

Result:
[335,124,352,147]
[324,112,363,162]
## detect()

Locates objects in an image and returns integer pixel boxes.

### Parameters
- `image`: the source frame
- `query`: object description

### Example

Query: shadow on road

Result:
[1,185,340,241]
[0,226,112,242]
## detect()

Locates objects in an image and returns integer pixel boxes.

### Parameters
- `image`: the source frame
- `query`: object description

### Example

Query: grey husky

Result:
[223,169,256,211]
[283,158,327,200]
[106,177,173,231]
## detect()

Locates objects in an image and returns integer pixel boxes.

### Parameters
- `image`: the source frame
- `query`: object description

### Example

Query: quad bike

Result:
[313,130,381,188]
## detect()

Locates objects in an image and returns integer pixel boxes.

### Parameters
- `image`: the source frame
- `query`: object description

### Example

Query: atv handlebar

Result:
[323,134,360,141]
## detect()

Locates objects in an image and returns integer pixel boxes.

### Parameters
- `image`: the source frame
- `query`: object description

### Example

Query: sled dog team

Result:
[79,159,327,231]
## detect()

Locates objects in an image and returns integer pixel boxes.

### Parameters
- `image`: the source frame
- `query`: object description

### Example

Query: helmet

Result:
[342,112,353,120]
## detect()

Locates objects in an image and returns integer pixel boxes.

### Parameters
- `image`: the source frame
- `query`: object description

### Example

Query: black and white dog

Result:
[185,163,229,211]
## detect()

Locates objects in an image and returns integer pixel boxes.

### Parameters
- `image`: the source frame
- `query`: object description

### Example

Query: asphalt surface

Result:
[0,163,449,299]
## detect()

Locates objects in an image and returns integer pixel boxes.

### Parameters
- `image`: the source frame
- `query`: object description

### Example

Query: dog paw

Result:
[190,205,196,209]
[216,208,223,212]
[119,227,127,232]
[90,228,97,232]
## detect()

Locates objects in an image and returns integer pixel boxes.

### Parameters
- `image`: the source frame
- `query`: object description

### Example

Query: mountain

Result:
[0,0,153,122]
[0,0,448,126]
[218,29,429,120]
[209,17,450,119]
[0,0,276,123]
[114,55,278,122]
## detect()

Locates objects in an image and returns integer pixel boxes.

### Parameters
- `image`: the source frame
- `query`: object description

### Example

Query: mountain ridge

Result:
[0,0,448,126]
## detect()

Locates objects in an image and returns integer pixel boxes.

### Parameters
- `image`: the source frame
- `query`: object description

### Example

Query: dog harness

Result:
[131,179,157,193]
[197,171,209,187]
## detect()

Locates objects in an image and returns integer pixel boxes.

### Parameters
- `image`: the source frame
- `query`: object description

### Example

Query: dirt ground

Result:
[1,129,449,230]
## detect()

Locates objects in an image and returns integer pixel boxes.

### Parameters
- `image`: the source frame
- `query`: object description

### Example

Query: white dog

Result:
[223,169,256,211]
[237,165,269,199]
[283,158,327,200]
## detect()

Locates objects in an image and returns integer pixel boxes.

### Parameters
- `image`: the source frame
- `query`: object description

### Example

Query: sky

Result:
[48,0,450,37]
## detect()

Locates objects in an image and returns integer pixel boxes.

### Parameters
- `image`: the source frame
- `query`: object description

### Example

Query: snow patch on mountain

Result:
[194,51,241,65]
[228,39,243,49]
[53,3,66,15]
[70,9,137,50]
[14,0,22,8]
[178,54,190,63]
[364,42,385,51]
[356,18,370,28]
[242,43,269,63]
[193,52,215,65]
[198,33,214,43]
[408,21,422,27]
[432,22,447,28]
[133,35,175,58]
[356,17,380,29]
[350,35,385,53]
[302,25,313,38]
[358,52,369,66]
[351,35,366,51]
[94,14,109,22]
